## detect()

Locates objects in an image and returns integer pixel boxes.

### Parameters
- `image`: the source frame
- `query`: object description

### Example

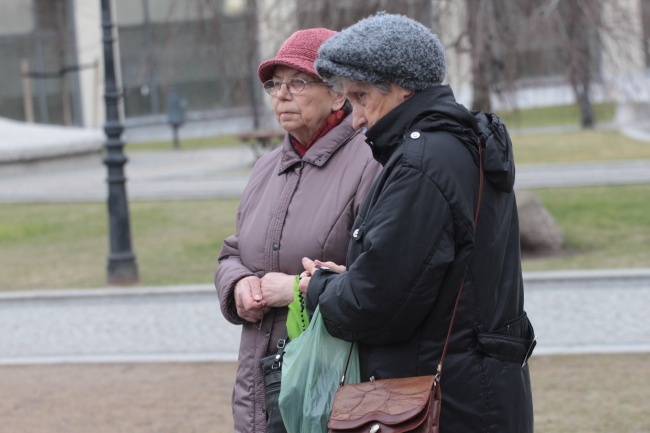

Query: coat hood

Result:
[474,111,516,192]
[365,86,515,192]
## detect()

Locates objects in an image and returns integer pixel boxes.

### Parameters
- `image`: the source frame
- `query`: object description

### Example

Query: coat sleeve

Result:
[214,228,255,325]
[308,165,458,345]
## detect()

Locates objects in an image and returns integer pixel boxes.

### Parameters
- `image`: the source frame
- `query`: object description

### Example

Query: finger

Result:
[302,257,317,274]
[298,276,310,294]
[248,280,263,302]
[314,259,346,273]
[238,288,254,308]
[236,302,261,323]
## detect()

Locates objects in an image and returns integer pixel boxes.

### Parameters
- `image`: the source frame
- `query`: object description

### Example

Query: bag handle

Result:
[436,138,484,380]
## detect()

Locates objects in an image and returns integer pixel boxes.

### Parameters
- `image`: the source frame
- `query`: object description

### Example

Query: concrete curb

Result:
[0,284,213,300]
[523,268,650,287]
[2,268,649,301]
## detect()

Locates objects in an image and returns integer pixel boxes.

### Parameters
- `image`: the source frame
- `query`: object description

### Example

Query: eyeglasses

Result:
[263,78,325,95]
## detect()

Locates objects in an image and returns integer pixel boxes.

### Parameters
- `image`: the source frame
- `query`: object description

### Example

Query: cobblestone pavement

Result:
[1,270,649,364]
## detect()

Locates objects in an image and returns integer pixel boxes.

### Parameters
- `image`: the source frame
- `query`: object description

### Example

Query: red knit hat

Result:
[257,28,337,84]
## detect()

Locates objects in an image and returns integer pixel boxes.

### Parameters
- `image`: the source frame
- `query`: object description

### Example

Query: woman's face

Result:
[343,82,413,131]
[270,66,345,145]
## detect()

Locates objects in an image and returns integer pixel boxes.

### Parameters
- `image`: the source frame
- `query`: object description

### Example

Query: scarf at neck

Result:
[291,109,347,158]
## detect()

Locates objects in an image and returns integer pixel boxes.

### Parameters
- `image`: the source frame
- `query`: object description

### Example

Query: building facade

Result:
[0,0,648,133]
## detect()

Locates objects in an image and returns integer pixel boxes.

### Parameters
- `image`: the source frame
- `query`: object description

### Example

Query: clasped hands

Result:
[234,257,345,324]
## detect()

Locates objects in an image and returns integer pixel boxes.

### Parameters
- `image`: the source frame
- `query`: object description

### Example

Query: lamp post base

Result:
[107,254,139,286]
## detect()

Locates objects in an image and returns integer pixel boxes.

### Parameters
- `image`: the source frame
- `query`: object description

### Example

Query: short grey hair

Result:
[326,75,393,95]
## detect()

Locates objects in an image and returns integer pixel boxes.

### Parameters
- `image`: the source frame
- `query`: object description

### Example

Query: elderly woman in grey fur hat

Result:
[300,13,535,432]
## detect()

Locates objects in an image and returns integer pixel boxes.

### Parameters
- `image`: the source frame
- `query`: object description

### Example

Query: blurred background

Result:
[1,0,649,136]
[1,1,649,433]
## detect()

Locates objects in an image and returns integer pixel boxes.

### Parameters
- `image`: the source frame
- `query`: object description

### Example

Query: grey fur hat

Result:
[315,12,446,91]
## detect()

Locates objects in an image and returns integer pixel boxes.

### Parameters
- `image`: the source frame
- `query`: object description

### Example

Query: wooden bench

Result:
[237,130,285,159]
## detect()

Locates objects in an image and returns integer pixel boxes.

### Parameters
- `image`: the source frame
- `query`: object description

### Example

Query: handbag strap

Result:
[339,342,355,387]
[436,138,484,380]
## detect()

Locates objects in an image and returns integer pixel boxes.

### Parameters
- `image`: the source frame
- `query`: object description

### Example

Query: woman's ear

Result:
[402,88,414,101]
[331,91,346,112]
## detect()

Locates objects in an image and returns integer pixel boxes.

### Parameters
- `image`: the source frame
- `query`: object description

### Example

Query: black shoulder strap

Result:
[436,137,484,379]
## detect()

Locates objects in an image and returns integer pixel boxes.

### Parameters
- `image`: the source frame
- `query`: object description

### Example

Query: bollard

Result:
[167,89,186,149]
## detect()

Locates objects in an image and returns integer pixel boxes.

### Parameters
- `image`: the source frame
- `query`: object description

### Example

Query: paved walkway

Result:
[2,146,650,203]
[1,269,649,365]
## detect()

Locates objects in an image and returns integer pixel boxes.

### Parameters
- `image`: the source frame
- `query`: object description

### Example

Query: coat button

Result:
[353,229,359,238]
[410,131,420,139]
[272,243,279,251]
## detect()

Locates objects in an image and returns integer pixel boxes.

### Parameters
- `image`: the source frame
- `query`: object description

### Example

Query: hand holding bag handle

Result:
[328,138,484,433]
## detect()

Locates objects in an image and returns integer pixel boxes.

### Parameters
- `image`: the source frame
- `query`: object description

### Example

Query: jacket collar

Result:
[278,114,359,174]
[365,85,461,163]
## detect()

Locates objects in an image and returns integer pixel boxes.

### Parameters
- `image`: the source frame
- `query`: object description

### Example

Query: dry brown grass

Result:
[530,353,650,433]
[1,353,648,433]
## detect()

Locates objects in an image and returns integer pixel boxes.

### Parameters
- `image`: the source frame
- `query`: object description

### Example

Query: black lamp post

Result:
[101,0,138,285]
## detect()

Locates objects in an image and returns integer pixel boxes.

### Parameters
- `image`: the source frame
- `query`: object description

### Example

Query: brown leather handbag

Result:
[328,374,442,432]
[327,140,484,433]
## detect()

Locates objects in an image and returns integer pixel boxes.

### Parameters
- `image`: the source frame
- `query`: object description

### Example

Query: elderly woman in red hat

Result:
[214,28,382,433]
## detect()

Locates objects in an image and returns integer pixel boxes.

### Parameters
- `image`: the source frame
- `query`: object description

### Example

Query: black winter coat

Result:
[307,85,535,432]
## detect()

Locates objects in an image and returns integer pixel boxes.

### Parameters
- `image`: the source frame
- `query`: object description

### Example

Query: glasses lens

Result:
[263,80,278,95]
[288,79,307,94]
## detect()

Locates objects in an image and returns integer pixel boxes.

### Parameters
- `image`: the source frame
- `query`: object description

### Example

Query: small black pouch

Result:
[476,312,537,366]
[260,332,288,433]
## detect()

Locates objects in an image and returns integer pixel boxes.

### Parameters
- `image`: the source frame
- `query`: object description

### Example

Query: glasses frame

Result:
[263,78,326,96]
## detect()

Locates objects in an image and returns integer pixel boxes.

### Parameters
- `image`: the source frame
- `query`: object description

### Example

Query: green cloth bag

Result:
[279,306,360,433]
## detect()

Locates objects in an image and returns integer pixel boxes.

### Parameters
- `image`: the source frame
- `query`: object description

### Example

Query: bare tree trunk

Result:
[467,0,492,112]
[564,0,595,128]
[246,0,261,129]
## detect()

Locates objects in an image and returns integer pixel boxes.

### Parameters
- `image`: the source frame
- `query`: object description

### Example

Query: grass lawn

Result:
[496,102,616,129]
[512,129,650,164]
[0,183,648,290]
[0,200,238,290]
[524,184,650,271]
[126,134,241,152]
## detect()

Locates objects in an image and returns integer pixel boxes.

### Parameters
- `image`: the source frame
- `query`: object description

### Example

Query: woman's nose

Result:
[275,83,292,99]
[351,111,366,131]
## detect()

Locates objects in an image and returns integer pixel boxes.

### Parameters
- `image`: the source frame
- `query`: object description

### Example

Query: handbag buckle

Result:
[277,338,286,349]
[522,334,537,367]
